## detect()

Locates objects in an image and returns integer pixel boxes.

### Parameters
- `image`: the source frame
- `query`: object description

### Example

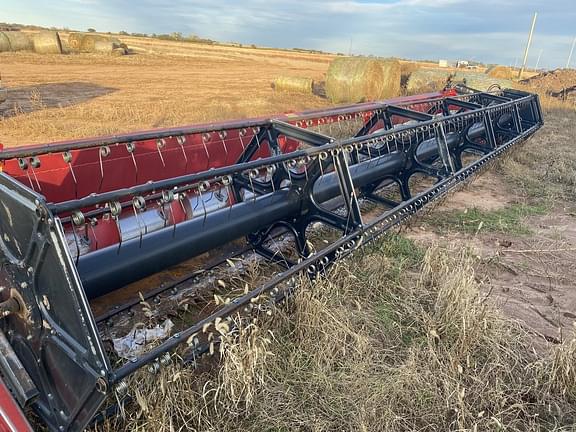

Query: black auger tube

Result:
[77,129,478,299]
[77,153,402,298]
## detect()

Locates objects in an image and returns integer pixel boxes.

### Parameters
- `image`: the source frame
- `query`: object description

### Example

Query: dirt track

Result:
[407,120,576,345]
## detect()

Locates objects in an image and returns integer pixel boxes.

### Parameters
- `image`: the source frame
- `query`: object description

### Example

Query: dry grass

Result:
[497,97,576,201]
[93,236,576,431]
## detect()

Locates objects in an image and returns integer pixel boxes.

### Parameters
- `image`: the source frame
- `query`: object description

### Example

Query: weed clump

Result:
[428,204,548,235]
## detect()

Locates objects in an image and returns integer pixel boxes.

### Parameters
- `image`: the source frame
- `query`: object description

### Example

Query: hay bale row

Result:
[32,31,63,54]
[406,69,452,93]
[0,32,10,52]
[272,76,314,94]
[406,68,515,93]
[325,57,401,103]
[458,73,515,91]
[0,31,33,52]
[70,33,127,55]
[68,32,83,50]
[0,31,62,54]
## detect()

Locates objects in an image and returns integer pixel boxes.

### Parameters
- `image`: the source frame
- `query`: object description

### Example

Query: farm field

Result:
[0,35,333,146]
[1,34,575,431]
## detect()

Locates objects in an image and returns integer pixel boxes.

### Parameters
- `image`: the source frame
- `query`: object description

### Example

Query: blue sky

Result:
[1,0,575,68]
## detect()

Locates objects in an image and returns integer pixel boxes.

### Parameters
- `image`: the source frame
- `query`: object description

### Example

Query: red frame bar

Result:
[0,379,32,432]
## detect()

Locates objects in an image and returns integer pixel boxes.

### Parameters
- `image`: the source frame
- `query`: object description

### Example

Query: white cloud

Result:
[0,0,574,67]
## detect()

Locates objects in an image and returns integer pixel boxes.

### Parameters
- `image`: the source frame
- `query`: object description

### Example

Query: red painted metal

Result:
[0,91,455,256]
[1,91,452,206]
[0,379,32,432]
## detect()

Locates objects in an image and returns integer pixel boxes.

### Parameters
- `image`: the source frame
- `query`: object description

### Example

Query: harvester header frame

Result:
[0,87,542,431]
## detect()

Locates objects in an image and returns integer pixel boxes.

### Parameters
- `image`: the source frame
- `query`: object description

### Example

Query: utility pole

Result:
[566,36,576,69]
[519,12,537,79]
[535,48,543,70]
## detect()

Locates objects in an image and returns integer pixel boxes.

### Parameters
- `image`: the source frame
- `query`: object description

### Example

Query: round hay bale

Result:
[68,32,84,51]
[2,31,32,51]
[92,39,115,54]
[32,31,62,54]
[0,32,10,52]
[79,34,114,53]
[111,47,127,57]
[400,62,419,88]
[272,76,314,94]
[454,71,515,91]
[406,68,452,93]
[325,57,401,103]
[486,65,515,80]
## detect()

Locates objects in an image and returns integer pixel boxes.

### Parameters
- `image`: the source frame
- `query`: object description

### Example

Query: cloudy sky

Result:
[1,0,575,68]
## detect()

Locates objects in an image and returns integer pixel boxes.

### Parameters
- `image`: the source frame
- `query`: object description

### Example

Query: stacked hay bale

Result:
[68,32,84,51]
[325,57,401,103]
[32,31,63,54]
[0,32,10,52]
[1,31,32,51]
[455,71,515,91]
[70,33,128,55]
[406,68,515,93]
[486,65,515,80]
[406,68,452,93]
[272,77,314,94]
[0,30,64,54]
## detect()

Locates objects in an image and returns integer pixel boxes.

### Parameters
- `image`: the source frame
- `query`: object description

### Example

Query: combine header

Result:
[0,87,542,431]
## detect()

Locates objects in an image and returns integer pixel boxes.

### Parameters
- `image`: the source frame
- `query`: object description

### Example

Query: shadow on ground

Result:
[0,82,117,117]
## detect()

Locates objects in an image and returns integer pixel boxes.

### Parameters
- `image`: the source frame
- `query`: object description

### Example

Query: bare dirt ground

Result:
[406,111,576,346]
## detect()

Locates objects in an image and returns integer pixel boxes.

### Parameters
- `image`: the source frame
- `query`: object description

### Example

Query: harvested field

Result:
[0,38,333,146]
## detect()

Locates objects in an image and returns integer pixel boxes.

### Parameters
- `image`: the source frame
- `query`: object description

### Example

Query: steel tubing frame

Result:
[0,89,542,432]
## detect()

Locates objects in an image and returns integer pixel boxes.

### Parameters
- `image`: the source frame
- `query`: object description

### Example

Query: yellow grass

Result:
[0,37,334,146]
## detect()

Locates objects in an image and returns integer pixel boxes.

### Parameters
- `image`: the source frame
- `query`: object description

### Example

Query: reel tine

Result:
[132,196,147,249]
[198,182,209,227]
[318,151,328,188]
[174,192,188,238]
[126,142,138,184]
[239,128,247,151]
[98,146,110,193]
[18,158,35,191]
[156,139,166,168]
[29,156,42,191]
[248,169,258,204]
[219,131,229,165]
[63,151,78,198]
[70,210,84,265]
[109,201,123,254]
[177,136,189,173]
[88,218,99,251]
[202,133,211,170]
